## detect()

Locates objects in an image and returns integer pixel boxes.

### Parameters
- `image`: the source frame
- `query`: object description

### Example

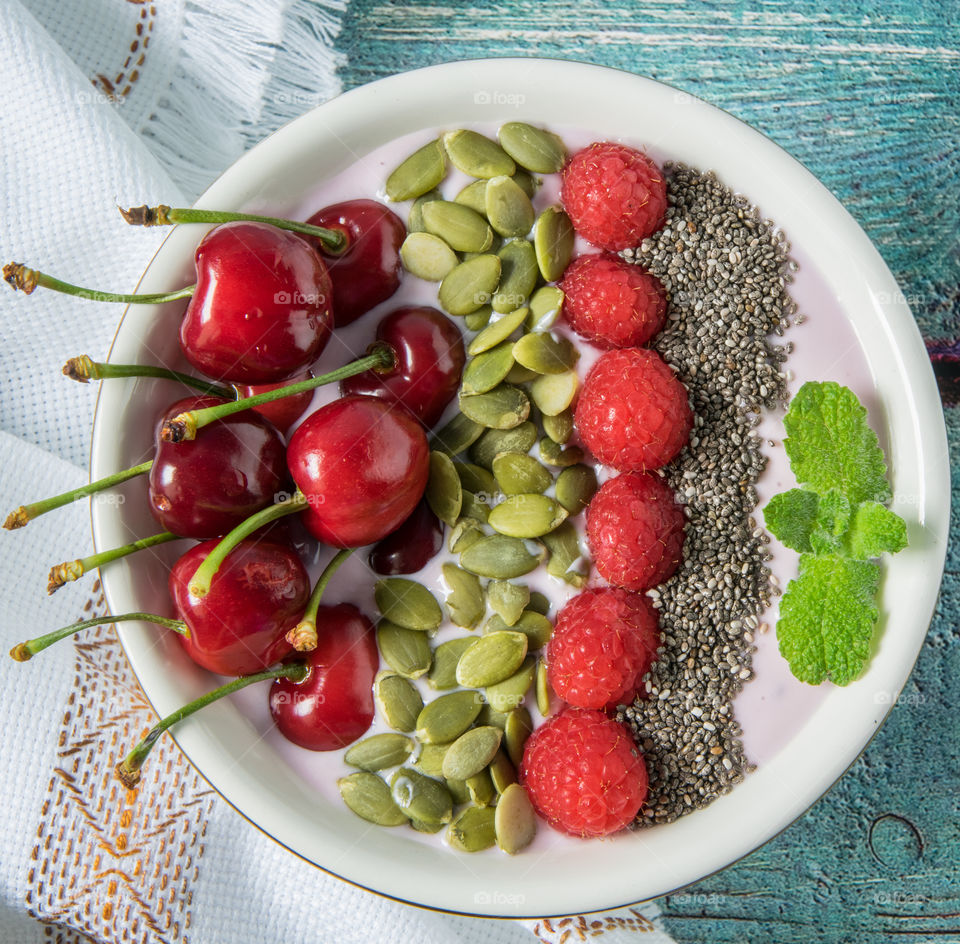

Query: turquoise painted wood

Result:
[338,2,960,941]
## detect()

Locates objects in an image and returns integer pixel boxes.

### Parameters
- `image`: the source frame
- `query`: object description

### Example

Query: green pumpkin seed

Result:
[448,518,485,553]
[413,742,449,778]
[488,747,518,793]
[422,201,494,253]
[425,451,462,526]
[345,733,415,771]
[459,384,530,430]
[428,636,478,690]
[542,408,573,444]
[486,175,535,239]
[416,689,483,744]
[485,610,552,649]
[486,580,530,627]
[469,421,538,469]
[527,591,550,616]
[456,631,528,688]
[338,772,408,826]
[504,706,533,768]
[460,534,545,579]
[536,659,551,716]
[513,168,538,197]
[466,768,496,807]
[431,411,484,456]
[477,703,511,730]
[454,179,489,216]
[377,621,433,678]
[375,577,443,631]
[542,520,589,587]
[526,285,565,331]
[488,493,568,539]
[410,817,445,834]
[386,138,446,201]
[453,461,498,498]
[390,768,453,824]
[467,306,529,355]
[505,362,539,384]
[442,563,485,629]
[464,306,493,331]
[530,369,579,416]
[444,129,515,178]
[492,451,552,495]
[399,232,458,282]
[439,255,501,316]
[461,340,515,395]
[407,189,441,233]
[485,656,536,712]
[495,783,538,854]
[556,463,599,515]
[513,331,579,375]
[442,725,503,781]
[374,672,423,732]
[447,805,497,853]
[498,122,567,174]
[462,234,503,260]
[460,490,491,523]
[533,206,575,281]
[539,437,585,468]
[493,240,539,314]
[446,777,471,805]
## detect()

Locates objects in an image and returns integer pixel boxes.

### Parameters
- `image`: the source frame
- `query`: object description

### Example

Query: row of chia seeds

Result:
[618,163,798,825]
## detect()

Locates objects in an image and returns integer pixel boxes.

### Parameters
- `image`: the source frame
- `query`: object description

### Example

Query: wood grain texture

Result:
[337,3,959,942]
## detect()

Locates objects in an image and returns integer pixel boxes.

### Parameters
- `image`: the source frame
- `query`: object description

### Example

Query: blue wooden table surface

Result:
[336,2,960,941]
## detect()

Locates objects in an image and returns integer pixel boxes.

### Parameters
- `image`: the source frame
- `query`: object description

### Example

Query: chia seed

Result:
[617,164,795,826]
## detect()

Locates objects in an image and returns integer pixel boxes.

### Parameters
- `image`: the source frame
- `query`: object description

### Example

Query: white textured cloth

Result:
[0,3,673,942]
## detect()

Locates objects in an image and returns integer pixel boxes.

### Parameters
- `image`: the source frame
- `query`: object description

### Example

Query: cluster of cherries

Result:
[5,199,465,783]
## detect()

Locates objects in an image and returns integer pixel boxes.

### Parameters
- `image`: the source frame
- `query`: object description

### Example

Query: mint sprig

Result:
[762,381,908,686]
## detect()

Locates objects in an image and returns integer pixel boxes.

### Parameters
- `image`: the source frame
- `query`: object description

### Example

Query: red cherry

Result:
[148,394,288,539]
[340,306,465,428]
[269,603,378,751]
[169,538,309,675]
[368,499,443,575]
[180,221,333,384]
[286,394,430,547]
[235,370,315,435]
[307,199,405,327]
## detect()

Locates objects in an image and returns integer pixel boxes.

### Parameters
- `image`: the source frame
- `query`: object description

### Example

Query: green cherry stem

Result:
[11,612,188,663]
[3,262,195,304]
[63,354,234,399]
[48,531,180,595]
[286,548,354,651]
[187,493,309,598]
[161,342,397,442]
[4,459,153,531]
[119,204,348,255]
[115,661,309,789]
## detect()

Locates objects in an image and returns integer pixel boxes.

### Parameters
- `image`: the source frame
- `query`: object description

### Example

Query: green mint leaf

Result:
[777,554,880,686]
[763,488,819,552]
[783,381,892,506]
[844,501,908,559]
[809,488,852,555]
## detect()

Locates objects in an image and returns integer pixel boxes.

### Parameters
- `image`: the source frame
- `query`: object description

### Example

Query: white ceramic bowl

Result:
[90,59,950,917]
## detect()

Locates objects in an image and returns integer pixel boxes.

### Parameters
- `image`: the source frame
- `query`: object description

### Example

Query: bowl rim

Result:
[91,56,951,918]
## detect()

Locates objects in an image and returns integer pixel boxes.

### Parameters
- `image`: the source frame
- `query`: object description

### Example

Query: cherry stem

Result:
[119,204,348,255]
[3,262,195,304]
[187,493,308,598]
[11,612,188,662]
[115,660,308,789]
[4,459,153,530]
[48,531,179,595]
[286,548,354,651]
[63,354,234,399]
[161,343,396,442]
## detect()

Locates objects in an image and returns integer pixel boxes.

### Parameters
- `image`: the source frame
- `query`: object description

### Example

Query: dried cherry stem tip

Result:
[119,204,348,255]
[63,355,233,399]
[115,661,308,788]
[47,531,179,594]
[161,344,396,443]
[11,612,187,662]
[286,548,354,651]
[3,262,195,305]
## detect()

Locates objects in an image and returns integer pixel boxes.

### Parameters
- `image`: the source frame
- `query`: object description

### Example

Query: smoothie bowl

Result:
[73,60,948,916]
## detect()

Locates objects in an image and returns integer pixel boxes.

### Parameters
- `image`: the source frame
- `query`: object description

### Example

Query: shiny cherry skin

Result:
[148,394,288,539]
[307,199,405,327]
[180,221,333,384]
[286,394,430,548]
[235,370,315,435]
[368,499,443,575]
[340,306,466,428]
[269,603,378,751]
[170,538,309,676]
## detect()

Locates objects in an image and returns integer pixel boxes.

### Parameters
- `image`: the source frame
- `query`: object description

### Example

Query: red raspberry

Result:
[547,587,660,709]
[560,254,666,349]
[586,473,686,591]
[575,347,692,471]
[560,142,667,251]
[519,708,648,837]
